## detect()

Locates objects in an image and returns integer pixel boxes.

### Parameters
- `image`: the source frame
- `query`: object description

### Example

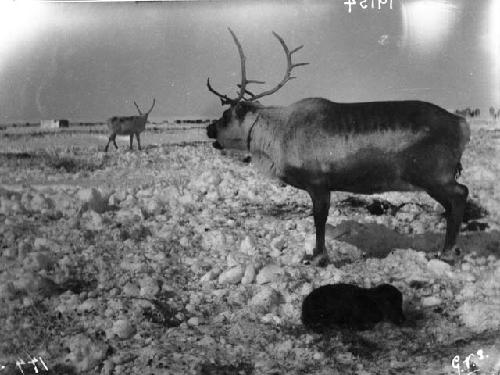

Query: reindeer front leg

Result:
[129,134,134,150]
[136,133,142,150]
[305,189,331,267]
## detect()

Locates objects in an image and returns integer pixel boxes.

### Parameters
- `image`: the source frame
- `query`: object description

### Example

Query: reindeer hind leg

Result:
[404,144,468,259]
[129,134,134,150]
[426,181,468,258]
[105,133,116,152]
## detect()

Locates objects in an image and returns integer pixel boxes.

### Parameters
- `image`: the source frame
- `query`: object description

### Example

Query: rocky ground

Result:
[0,121,499,375]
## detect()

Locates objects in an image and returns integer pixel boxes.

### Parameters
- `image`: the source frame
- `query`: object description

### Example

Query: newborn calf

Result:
[301,283,405,332]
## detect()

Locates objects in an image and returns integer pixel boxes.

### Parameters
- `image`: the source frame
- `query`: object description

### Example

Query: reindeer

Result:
[489,106,500,120]
[104,98,156,152]
[207,29,470,266]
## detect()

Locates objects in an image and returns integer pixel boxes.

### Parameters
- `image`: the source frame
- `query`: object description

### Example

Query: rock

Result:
[421,296,442,307]
[198,336,216,346]
[261,313,282,324]
[108,193,121,207]
[28,276,63,298]
[122,282,140,296]
[64,334,108,372]
[139,277,160,297]
[101,359,114,375]
[178,192,195,205]
[33,237,52,251]
[13,272,33,292]
[270,236,286,253]
[82,211,104,231]
[111,319,135,339]
[0,282,17,300]
[0,197,25,215]
[206,189,220,201]
[226,252,249,268]
[3,246,17,259]
[201,230,226,251]
[256,264,284,285]
[187,317,199,326]
[30,193,54,212]
[115,207,144,224]
[427,259,452,276]
[330,240,363,263]
[179,236,189,247]
[23,251,55,271]
[53,192,73,212]
[411,222,426,235]
[17,241,31,260]
[461,263,471,272]
[200,268,220,283]
[78,188,109,213]
[250,287,281,313]
[304,234,315,255]
[77,299,98,313]
[241,263,256,285]
[144,198,164,216]
[218,266,244,285]
[395,211,417,223]
[240,236,256,255]
[458,301,500,333]
[226,253,240,268]
[299,283,313,296]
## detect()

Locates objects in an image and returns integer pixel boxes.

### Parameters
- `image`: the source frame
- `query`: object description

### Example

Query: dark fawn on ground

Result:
[104,98,156,152]
[207,28,470,266]
[301,283,405,331]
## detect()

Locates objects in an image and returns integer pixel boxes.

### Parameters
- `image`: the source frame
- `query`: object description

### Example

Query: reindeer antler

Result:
[133,98,156,115]
[207,29,308,105]
[206,27,250,105]
[248,32,309,101]
[134,101,143,115]
[207,78,235,106]
[146,98,156,115]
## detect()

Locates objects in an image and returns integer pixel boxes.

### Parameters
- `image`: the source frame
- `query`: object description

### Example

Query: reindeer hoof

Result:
[436,247,463,265]
[302,253,329,267]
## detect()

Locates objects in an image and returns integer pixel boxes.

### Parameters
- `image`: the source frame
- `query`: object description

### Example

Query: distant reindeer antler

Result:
[146,98,156,115]
[207,28,308,105]
[134,101,143,115]
[133,98,156,116]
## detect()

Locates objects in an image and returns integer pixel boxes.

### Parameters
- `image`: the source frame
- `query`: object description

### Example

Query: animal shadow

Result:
[326,220,500,259]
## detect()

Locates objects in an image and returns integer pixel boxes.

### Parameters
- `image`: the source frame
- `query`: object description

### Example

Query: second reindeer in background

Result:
[105,98,156,152]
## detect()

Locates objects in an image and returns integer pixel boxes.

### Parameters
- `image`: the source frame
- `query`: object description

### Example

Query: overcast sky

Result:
[0,0,499,122]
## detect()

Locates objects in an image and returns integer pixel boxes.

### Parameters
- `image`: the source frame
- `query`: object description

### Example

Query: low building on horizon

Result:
[40,119,70,129]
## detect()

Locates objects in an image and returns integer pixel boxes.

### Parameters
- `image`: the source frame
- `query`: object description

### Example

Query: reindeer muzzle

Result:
[207,122,217,139]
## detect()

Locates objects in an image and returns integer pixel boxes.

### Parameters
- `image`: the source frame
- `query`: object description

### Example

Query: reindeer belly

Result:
[115,123,138,134]
[327,150,417,193]
[283,129,427,193]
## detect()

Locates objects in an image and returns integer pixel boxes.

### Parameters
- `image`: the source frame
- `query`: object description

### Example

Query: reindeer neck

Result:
[247,106,290,178]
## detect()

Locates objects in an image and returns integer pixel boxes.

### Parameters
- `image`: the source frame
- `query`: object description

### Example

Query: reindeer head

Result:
[207,28,308,151]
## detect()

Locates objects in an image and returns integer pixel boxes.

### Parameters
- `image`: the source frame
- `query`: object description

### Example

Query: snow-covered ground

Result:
[0,121,499,374]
